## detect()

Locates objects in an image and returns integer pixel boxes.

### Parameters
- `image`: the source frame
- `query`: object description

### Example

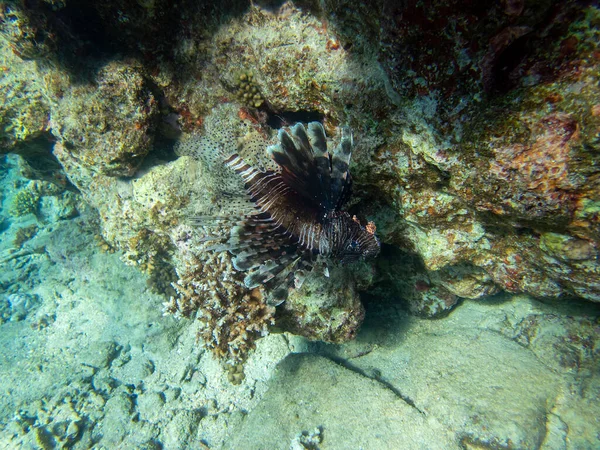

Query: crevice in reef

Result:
[10,134,78,192]
[265,109,325,129]
[325,355,426,416]
[146,136,180,166]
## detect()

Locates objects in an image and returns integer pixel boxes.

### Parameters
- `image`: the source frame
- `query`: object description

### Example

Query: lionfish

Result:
[206,122,380,304]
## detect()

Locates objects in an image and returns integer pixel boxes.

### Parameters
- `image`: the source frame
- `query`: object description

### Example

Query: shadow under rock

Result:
[309,287,416,363]
[529,295,600,318]
[471,290,600,318]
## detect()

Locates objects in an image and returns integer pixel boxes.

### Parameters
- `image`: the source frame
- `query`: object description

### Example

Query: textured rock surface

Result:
[0,39,49,150]
[367,1,600,303]
[1,0,599,358]
[276,264,369,343]
[225,295,600,449]
[51,60,158,179]
[1,158,598,448]
[224,353,453,449]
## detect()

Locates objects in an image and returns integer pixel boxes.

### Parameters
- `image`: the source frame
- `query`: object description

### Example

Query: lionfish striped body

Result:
[216,122,380,304]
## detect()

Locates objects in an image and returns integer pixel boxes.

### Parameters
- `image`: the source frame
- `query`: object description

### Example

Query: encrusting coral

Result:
[51,60,158,179]
[233,71,265,109]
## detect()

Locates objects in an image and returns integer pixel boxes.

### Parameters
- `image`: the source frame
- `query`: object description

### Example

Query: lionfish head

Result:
[338,215,381,264]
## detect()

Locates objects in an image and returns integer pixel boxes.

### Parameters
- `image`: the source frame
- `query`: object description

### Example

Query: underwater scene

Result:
[1,0,599,448]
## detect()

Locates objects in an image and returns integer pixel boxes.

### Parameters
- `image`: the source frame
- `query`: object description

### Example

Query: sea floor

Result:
[1,159,599,449]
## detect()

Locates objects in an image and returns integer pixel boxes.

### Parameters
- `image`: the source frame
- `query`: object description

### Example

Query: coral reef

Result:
[0,37,49,150]
[0,2,599,448]
[1,0,599,362]
[365,1,600,304]
[167,251,275,364]
[210,3,394,128]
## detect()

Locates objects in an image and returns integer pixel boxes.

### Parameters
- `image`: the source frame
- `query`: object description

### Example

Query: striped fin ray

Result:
[224,153,286,203]
[224,153,266,185]
[267,122,353,214]
[262,253,315,305]
[306,122,332,210]
[330,126,353,210]
[234,245,284,271]
[267,125,319,204]
[187,213,255,228]
[224,153,298,231]
[244,252,300,289]
[228,217,288,254]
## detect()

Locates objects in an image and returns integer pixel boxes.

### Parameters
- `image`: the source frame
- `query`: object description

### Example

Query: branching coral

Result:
[10,188,39,216]
[166,251,275,364]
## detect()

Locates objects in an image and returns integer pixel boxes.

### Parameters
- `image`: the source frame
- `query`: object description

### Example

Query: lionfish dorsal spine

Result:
[306,122,333,209]
[224,153,291,219]
[330,126,353,210]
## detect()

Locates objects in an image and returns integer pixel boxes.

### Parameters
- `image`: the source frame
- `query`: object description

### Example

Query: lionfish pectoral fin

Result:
[223,213,287,252]
[232,247,271,271]
[292,257,315,289]
[243,262,277,288]
[264,259,304,306]
[243,253,296,288]
[187,214,246,249]
[267,272,295,306]
[243,253,303,306]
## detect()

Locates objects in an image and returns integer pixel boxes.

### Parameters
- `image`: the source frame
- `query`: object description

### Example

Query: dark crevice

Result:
[265,110,325,129]
[150,136,180,163]
[10,134,78,192]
